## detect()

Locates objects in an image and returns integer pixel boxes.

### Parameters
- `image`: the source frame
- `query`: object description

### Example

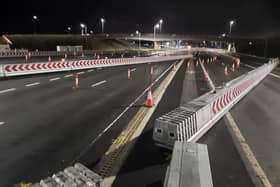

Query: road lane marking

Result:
[87,69,94,72]
[242,63,280,79]
[72,62,178,163]
[0,88,16,94]
[77,71,85,75]
[0,122,5,126]
[91,80,107,88]
[49,77,61,81]
[64,74,73,78]
[131,68,136,72]
[25,82,40,87]
[225,113,272,187]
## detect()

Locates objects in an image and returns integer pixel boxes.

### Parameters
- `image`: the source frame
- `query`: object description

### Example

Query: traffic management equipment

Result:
[145,87,153,107]
[0,54,191,77]
[224,65,228,76]
[75,74,79,89]
[164,142,213,187]
[153,58,279,149]
[48,56,51,62]
[231,63,235,72]
[236,58,240,68]
[28,163,102,187]
[128,68,131,80]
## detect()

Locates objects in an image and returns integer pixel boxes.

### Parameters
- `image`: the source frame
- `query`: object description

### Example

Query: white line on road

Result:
[64,74,73,78]
[87,69,94,72]
[0,88,16,94]
[131,68,136,72]
[243,63,280,79]
[91,80,107,88]
[25,82,40,87]
[49,77,61,81]
[77,71,85,75]
[0,122,5,126]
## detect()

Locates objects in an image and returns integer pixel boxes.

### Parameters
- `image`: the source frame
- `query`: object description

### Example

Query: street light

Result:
[136,30,141,52]
[154,23,160,42]
[229,20,235,38]
[159,19,163,33]
[33,15,38,34]
[67,27,71,34]
[80,23,87,36]
[101,18,105,33]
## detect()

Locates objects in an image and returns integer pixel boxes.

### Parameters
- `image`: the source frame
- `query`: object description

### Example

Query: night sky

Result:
[1,0,279,38]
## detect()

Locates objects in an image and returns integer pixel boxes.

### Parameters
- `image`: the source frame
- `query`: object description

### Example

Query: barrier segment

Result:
[0,55,191,77]
[153,58,279,149]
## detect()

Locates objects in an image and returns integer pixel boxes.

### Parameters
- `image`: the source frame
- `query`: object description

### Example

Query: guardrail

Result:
[0,55,191,77]
[153,58,279,149]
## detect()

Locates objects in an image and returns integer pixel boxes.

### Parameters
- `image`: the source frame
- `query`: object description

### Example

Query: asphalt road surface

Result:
[113,54,254,187]
[0,60,177,186]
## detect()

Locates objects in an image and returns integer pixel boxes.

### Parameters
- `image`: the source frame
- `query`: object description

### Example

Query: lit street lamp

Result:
[67,27,71,34]
[153,23,160,42]
[136,30,141,50]
[80,23,87,36]
[101,18,105,33]
[159,19,163,33]
[229,20,235,38]
[33,15,38,34]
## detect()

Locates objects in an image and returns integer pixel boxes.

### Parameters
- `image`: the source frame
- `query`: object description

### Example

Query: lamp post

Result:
[67,27,71,34]
[80,23,87,36]
[154,23,160,41]
[136,30,141,50]
[159,19,163,33]
[101,18,105,33]
[229,20,235,38]
[33,15,38,34]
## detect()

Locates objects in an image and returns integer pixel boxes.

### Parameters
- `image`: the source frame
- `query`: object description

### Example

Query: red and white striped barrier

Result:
[0,55,191,77]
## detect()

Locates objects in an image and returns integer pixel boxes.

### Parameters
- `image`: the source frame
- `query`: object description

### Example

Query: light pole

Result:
[136,30,141,50]
[80,23,87,36]
[153,24,160,48]
[67,27,71,34]
[159,19,163,33]
[101,18,105,33]
[229,20,235,38]
[33,15,38,34]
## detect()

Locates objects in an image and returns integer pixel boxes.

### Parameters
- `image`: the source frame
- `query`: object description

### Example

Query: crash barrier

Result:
[164,142,213,187]
[153,58,279,149]
[0,54,191,77]
[27,163,102,187]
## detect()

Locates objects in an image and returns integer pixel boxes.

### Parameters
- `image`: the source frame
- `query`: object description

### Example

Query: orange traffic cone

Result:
[236,58,240,68]
[75,74,79,89]
[224,66,228,76]
[48,56,51,62]
[145,87,153,107]
[128,68,131,80]
[232,63,235,72]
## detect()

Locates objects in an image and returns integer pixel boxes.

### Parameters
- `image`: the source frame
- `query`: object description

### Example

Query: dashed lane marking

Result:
[91,80,107,88]
[25,82,40,87]
[49,77,61,81]
[131,68,136,72]
[87,69,94,72]
[0,88,16,94]
[77,71,85,75]
[64,74,73,78]
[243,63,280,79]
[0,122,5,126]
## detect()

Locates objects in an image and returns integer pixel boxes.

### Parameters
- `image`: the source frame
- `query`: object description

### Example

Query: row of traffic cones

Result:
[224,58,241,76]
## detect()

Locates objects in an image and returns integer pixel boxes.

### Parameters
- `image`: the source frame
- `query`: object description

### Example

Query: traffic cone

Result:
[204,76,208,83]
[128,68,131,80]
[74,51,77,57]
[25,55,28,61]
[196,60,199,67]
[75,74,79,89]
[145,87,153,107]
[48,56,51,62]
[173,63,176,71]
[236,58,240,68]
[232,63,235,72]
[65,53,67,59]
[224,66,228,76]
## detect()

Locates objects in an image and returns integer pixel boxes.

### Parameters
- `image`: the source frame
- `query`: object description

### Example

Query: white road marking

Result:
[131,68,136,72]
[0,122,5,126]
[91,80,107,88]
[49,77,61,81]
[77,71,85,75]
[72,63,176,163]
[243,63,280,79]
[64,74,73,78]
[0,88,16,94]
[87,69,94,72]
[25,82,40,87]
